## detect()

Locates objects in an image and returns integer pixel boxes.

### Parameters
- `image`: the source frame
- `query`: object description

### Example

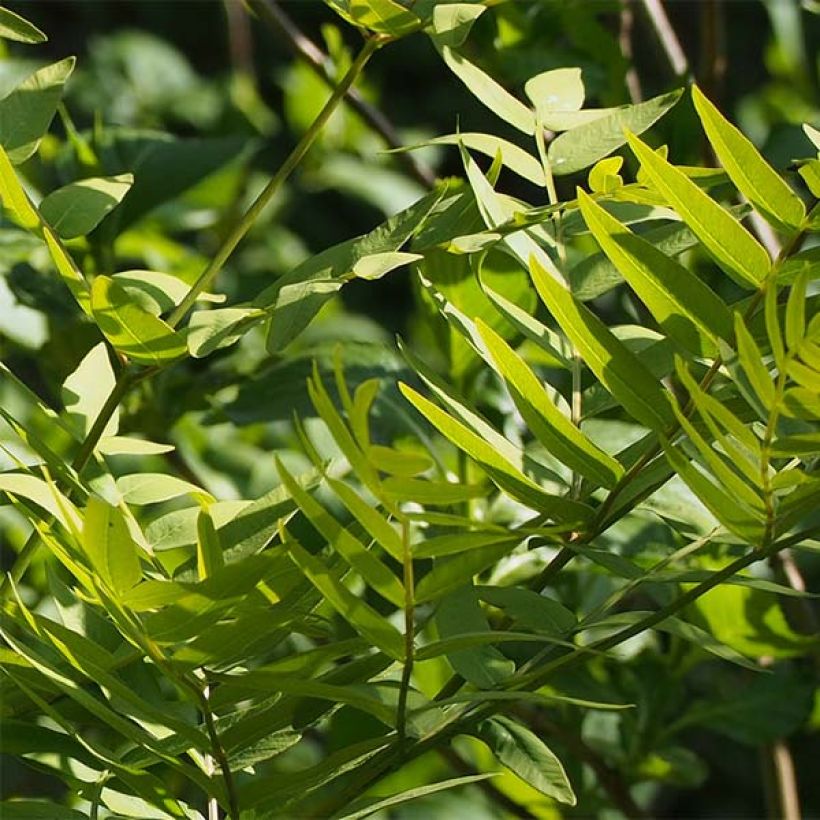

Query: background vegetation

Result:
[1,1,818,818]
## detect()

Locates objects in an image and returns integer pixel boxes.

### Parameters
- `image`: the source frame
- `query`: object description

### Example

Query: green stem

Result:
[396,516,415,741]
[0,365,137,599]
[167,35,383,329]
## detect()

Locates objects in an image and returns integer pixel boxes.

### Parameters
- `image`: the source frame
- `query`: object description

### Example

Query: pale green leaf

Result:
[628,131,771,288]
[284,532,405,661]
[187,306,264,358]
[0,142,39,229]
[692,85,805,232]
[474,715,576,805]
[97,436,174,456]
[338,775,497,820]
[476,318,624,488]
[366,444,433,477]
[428,3,486,47]
[439,45,535,135]
[0,7,47,43]
[353,251,422,281]
[82,496,141,595]
[39,174,133,239]
[348,0,420,36]
[91,275,187,366]
[277,458,405,608]
[61,342,118,439]
[0,57,74,163]
[196,507,224,580]
[548,89,683,175]
[734,315,775,408]
[0,472,81,532]
[524,67,585,121]
[529,256,675,432]
[578,189,733,354]
[117,473,208,505]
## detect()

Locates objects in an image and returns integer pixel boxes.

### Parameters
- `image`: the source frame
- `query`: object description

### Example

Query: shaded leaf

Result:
[39,174,133,239]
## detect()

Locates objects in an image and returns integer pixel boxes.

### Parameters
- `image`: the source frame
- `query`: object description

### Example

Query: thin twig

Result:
[761,740,802,820]
[168,34,384,329]
[640,0,689,78]
[245,0,436,188]
[396,516,415,741]
[620,1,643,103]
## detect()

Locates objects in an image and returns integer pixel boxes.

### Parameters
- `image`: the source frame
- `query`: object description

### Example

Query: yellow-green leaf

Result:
[82,496,142,595]
[692,85,805,232]
[628,131,771,288]
[91,276,186,366]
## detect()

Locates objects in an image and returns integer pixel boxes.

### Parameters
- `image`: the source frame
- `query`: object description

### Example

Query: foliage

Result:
[0,1,818,818]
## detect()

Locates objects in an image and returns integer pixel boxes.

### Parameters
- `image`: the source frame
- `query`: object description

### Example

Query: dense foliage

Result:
[1,1,818,818]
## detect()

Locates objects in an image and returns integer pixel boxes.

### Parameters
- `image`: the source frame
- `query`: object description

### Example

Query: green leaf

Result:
[91,275,187,366]
[82,496,142,594]
[0,142,39,230]
[380,475,488,506]
[404,133,544,186]
[477,318,624,488]
[473,715,576,805]
[0,802,86,819]
[187,306,264,358]
[529,256,675,432]
[548,90,683,176]
[0,57,74,163]
[524,67,584,121]
[327,477,404,561]
[257,189,442,352]
[578,189,732,355]
[0,8,47,43]
[61,342,118,439]
[435,585,514,688]
[438,45,535,135]
[400,380,590,522]
[277,458,405,608]
[692,85,805,232]
[39,174,133,239]
[0,473,81,532]
[338,775,497,820]
[42,227,92,315]
[196,507,224,580]
[428,3,486,48]
[353,251,422,281]
[734,314,775,408]
[476,585,576,635]
[627,131,771,288]
[414,540,518,604]
[117,473,208,505]
[366,445,432,477]
[284,531,405,661]
[348,0,421,37]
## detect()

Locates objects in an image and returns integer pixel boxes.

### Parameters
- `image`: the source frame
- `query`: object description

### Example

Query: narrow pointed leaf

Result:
[439,45,535,135]
[277,459,405,608]
[473,715,576,805]
[548,89,683,176]
[692,85,805,232]
[476,318,623,488]
[578,189,732,354]
[529,256,674,432]
[628,131,770,288]
[0,7,47,43]
[284,533,405,661]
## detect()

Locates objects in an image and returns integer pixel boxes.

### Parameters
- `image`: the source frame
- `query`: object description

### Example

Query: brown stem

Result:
[640,0,688,78]
[619,1,643,103]
[244,0,436,188]
[761,740,802,820]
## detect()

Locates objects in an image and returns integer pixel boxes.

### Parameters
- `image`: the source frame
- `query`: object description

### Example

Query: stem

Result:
[619,0,643,103]
[245,0,436,188]
[761,741,802,820]
[167,35,383,329]
[199,678,239,820]
[0,365,137,598]
[640,0,688,78]
[396,516,415,741]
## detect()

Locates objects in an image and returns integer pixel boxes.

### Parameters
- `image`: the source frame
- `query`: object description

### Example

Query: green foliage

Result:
[1,1,818,819]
